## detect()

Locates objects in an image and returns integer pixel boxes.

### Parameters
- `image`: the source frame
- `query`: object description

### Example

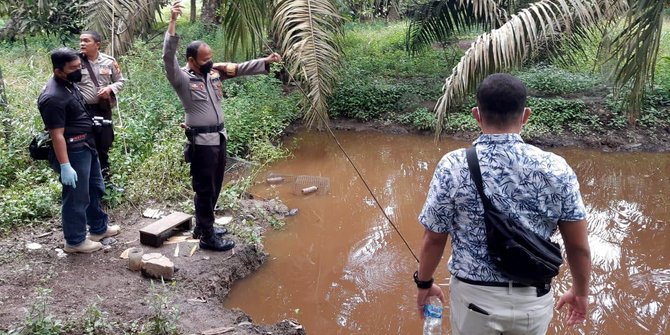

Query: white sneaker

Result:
[89,225,121,242]
[64,239,103,253]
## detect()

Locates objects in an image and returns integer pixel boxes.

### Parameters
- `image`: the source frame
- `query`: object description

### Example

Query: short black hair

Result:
[50,47,79,70]
[80,30,102,43]
[476,73,527,126]
[186,40,207,61]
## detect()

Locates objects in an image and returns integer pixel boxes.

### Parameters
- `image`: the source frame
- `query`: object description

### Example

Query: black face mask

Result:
[66,69,82,83]
[199,61,213,76]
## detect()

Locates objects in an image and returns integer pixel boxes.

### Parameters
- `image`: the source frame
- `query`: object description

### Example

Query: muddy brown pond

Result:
[225,130,669,334]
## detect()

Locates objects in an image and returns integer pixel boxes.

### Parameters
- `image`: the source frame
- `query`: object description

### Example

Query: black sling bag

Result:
[465,146,563,287]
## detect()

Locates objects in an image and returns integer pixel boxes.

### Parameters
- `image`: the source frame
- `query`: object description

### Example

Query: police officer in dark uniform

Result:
[163,1,281,251]
[38,48,120,254]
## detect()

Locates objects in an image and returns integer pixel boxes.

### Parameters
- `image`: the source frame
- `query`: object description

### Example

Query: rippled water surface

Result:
[225,131,669,334]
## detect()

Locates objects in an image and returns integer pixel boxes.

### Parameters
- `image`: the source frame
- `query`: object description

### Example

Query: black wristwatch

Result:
[413,271,434,289]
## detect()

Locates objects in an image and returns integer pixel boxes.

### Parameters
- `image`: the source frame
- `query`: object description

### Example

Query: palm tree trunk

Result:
[201,0,223,25]
[190,0,197,23]
[0,17,19,42]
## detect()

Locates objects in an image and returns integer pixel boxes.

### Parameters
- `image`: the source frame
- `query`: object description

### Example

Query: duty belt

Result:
[66,133,88,149]
[188,123,224,134]
[184,123,224,152]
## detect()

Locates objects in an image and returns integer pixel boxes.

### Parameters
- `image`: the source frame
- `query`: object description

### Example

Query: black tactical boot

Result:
[192,225,228,239]
[199,234,235,252]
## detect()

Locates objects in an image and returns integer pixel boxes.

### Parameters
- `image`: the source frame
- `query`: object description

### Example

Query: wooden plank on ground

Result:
[139,212,192,247]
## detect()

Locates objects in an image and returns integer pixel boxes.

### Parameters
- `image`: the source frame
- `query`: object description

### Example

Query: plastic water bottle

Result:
[423,296,443,335]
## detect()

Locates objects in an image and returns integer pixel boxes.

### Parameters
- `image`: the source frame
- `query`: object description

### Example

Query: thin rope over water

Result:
[227,2,420,263]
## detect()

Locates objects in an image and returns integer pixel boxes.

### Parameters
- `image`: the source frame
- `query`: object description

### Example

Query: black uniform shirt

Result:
[38,77,95,147]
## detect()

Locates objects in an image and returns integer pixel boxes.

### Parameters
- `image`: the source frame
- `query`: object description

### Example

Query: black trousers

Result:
[188,136,227,233]
[87,104,114,181]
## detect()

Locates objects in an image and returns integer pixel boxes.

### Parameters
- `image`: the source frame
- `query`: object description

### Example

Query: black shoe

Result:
[192,226,228,239]
[199,235,235,252]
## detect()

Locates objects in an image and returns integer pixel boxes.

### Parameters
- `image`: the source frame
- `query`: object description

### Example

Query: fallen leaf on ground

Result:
[26,242,42,250]
[187,297,207,304]
[119,248,131,259]
[215,216,233,225]
[189,244,198,257]
[164,235,189,245]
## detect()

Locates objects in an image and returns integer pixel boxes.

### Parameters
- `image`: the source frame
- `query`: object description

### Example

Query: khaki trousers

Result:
[449,277,554,335]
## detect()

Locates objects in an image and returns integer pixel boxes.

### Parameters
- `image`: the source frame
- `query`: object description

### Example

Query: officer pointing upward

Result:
[163,1,281,251]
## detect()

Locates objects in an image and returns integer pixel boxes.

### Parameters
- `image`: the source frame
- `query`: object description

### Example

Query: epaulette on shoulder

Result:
[100,53,117,61]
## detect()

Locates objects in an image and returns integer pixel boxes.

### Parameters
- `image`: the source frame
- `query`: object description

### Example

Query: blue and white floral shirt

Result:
[419,134,586,282]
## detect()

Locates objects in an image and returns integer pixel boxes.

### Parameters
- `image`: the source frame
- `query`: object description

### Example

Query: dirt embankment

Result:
[318,115,670,153]
[0,200,305,335]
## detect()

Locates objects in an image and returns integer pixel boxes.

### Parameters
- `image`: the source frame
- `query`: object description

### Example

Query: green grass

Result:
[0,20,301,231]
[524,97,602,136]
[329,21,458,121]
[515,65,602,96]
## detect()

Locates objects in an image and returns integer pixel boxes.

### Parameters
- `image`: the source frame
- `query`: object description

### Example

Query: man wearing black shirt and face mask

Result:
[38,47,120,254]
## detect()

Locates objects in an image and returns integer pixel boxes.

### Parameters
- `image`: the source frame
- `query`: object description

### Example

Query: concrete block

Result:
[141,253,174,280]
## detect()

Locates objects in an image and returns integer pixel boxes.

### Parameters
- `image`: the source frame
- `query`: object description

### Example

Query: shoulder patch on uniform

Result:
[100,53,116,61]
[112,61,122,74]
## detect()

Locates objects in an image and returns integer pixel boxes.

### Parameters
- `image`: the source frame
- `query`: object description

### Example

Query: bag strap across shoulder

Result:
[81,56,100,89]
[465,146,495,210]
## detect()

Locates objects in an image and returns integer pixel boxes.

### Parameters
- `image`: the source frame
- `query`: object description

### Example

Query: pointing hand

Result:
[265,53,282,64]
[171,1,183,21]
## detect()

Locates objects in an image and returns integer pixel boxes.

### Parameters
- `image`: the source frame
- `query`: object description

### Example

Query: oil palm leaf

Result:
[222,0,271,60]
[434,0,628,135]
[272,0,343,129]
[608,0,666,120]
[406,0,510,54]
[82,0,165,56]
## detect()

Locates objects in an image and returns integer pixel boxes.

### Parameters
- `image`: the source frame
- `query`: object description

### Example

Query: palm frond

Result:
[609,0,665,120]
[82,0,165,56]
[222,0,271,60]
[272,0,343,129]
[406,0,509,54]
[434,0,628,135]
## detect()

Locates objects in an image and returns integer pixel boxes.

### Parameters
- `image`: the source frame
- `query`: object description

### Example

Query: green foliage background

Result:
[0,18,668,232]
[0,22,301,231]
[328,21,669,139]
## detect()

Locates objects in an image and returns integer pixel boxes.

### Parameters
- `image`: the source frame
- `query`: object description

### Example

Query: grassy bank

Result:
[329,21,670,138]
[0,21,301,231]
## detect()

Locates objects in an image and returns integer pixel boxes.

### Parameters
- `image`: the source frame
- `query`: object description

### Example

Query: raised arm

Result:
[213,53,282,79]
[163,1,186,88]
